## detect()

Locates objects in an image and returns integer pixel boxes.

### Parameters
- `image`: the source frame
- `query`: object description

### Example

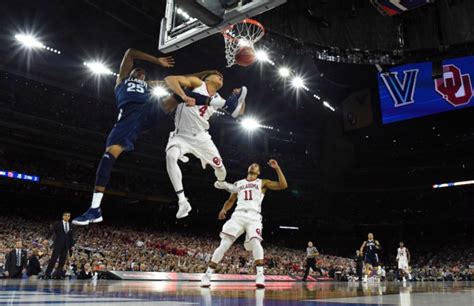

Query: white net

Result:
[222,19,265,67]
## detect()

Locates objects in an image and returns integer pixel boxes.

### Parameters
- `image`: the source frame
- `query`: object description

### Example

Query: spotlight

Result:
[291,76,305,89]
[152,86,169,98]
[15,34,43,48]
[278,67,291,78]
[255,50,269,62]
[84,61,114,75]
[241,118,260,131]
[323,101,336,112]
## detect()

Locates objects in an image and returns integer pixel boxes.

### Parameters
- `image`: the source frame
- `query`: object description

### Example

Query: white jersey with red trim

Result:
[235,178,264,214]
[397,247,408,261]
[173,82,221,134]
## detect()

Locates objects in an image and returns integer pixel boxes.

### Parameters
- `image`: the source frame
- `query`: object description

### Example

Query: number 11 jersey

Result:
[235,178,264,214]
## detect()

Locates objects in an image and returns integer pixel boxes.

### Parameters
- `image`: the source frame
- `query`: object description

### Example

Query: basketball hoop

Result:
[221,19,265,67]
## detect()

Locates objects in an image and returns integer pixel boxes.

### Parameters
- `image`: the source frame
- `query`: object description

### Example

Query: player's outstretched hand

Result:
[218,209,227,220]
[156,56,175,68]
[267,159,280,169]
[232,88,242,95]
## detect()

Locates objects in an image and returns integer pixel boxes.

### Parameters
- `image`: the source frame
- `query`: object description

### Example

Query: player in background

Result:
[72,48,238,225]
[164,72,247,218]
[359,233,382,282]
[200,160,288,288]
[396,241,411,282]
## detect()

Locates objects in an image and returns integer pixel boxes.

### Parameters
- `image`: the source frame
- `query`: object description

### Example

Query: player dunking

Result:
[72,49,236,225]
[396,241,411,282]
[200,160,288,288]
[359,233,381,282]
[164,72,247,218]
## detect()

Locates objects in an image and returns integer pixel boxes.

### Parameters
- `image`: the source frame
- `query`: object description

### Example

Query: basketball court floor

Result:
[1,279,473,305]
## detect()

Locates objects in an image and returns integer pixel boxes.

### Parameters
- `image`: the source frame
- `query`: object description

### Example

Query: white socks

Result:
[256,266,264,274]
[177,192,186,202]
[91,192,104,209]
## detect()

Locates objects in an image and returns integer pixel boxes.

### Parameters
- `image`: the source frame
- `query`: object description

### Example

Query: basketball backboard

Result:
[158,0,286,53]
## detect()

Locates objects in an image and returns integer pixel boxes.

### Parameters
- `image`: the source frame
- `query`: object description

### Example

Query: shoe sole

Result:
[256,283,265,288]
[72,217,103,226]
[231,87,247,118]
[176,207,192,219]
[200,284,210,288]
[91,217,103,223]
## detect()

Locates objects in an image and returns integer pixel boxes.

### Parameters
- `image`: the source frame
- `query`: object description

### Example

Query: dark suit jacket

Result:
[27,255,41,276]
[46,221,75,251]
[5,249,27,276]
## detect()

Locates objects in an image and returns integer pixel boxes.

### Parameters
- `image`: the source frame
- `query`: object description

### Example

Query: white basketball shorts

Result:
[220,210,263,250]
[166,131,223,169]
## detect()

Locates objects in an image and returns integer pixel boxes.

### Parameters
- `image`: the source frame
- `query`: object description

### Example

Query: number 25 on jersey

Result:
[127,82,145,93]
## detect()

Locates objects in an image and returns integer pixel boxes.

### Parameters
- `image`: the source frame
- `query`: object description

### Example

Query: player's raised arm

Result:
[218,193,238,220]
[262,159,288,191]
[116,48,174,86]
[164,75,203,102]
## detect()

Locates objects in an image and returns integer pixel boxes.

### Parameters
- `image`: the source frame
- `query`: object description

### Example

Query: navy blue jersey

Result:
[365,240,378,254]
[114,77,151,108]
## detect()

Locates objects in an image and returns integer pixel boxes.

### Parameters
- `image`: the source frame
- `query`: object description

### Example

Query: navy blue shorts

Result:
[364,253,379,267]
[106,101,165,152]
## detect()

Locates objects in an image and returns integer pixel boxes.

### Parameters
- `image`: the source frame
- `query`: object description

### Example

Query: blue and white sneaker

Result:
[72,207,103,226]
[223,86,247,118]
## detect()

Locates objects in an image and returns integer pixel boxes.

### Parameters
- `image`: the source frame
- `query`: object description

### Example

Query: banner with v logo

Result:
[377,56,474,124]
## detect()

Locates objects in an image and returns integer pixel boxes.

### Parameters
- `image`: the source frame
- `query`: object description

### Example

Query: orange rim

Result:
[221,18,265,42]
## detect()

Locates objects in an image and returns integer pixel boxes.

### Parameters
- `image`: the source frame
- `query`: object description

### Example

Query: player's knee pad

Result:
[211,236,234,264]
[249,238,264,261]
[214,164,227,181]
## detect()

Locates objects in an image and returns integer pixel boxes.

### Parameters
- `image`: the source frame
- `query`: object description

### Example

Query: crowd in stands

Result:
[1,216,473,281]
[0,216,353,280]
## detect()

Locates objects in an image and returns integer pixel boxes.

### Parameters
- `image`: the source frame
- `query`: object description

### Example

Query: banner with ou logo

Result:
[378,55,474,124]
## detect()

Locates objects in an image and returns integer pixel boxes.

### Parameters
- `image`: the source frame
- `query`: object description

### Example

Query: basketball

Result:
[235,46,256,67]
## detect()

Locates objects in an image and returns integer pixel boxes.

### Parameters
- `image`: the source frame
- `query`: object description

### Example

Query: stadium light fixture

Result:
[278,67,291,78]
[323,101,336,112]
[84,61,116,76]
[255,50,274,65]
[152,86,169,98]
[291,76,305,89]
[15,34,44,48]
[241,118,260,131]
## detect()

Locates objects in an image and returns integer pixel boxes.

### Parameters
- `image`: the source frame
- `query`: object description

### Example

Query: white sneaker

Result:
[214,181,236,193]
[176,199,192,219]
[201,273,211,288]
[402,277,406,282]
[256,273,265,288]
